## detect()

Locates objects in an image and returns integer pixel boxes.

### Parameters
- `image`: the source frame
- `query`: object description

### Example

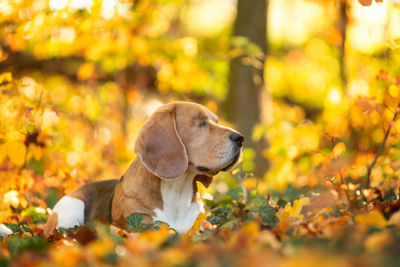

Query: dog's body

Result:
[43,101,243,235]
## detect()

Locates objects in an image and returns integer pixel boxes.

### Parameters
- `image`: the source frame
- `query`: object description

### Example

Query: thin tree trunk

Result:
[226,0,268,176]
[338,1,348,87]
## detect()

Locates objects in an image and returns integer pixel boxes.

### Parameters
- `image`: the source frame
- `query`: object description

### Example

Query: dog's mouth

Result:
[220,151,241,172]
[196,150,241,175]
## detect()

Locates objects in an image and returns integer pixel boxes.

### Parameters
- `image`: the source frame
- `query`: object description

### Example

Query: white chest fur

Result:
[152,173,202,233]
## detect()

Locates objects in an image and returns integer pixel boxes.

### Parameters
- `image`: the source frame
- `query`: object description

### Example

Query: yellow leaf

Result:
[365,231,393,252]
[355,210,387,228]
[277,197,310,220]
[160,248,187,266]
[0,72,12,85]
[332,142,346,158]
[290,197,310,218]
[388,84,398,98]
[241,221,260,238]
[6,141,26,166]
[52,246,83,267]
[243,177,258,190]
[141,225,172,245]
[0,143,6,163]
[30,144,43,161]
[85,94,100,121]
[191,212,208,232]
[89,237,115,259]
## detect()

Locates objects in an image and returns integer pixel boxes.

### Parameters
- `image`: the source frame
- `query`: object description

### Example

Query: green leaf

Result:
[245,197,277,226]
[161,233,180,248]
[3,223,20,233]
[257,206,276,225]
[3,223,32,235]
[245,196,269,211]
[284,185,307,202]
[151,220,164,230]
[226,188,244,200]
[207,207,231,227]
[46,188,59,209]
[231,36,263,58]
[105,252,118,264]
[26,159,44,175]
[6,236,21,256]
[190,229,214,242]
[242,148,256,172]
[6,235,48,256]
[20,207,47,223]
[0,256,10,267]
[126,212,145,232]
[276,199,287,207]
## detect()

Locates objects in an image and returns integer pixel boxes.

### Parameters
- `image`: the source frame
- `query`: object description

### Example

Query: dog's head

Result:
[134,101,243,180]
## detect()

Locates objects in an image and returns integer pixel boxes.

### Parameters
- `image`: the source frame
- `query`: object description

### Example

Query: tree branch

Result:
[0,51,84,78]
[366,104,400,187]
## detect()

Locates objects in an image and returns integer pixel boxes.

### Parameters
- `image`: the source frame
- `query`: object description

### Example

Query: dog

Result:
[1,101,244,237]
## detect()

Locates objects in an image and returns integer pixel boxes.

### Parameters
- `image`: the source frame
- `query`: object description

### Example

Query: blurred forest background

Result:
[2,0,400,266]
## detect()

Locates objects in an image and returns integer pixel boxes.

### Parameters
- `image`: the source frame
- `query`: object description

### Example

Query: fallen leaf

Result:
[355,210,387,228]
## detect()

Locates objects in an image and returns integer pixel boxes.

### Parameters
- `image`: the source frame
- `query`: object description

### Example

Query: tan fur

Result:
[111,158,163,227]
[44,102,242,234]
[174,102,240,172]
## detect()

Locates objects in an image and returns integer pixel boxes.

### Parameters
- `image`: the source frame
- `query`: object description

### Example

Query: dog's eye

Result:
[199,121,207,128]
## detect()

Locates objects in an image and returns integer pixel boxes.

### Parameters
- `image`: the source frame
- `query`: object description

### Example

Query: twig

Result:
[366,104,400,187]
[339,171,351,207]
[35,88,43,114]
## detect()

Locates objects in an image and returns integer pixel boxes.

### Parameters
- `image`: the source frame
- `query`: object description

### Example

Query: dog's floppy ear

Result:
[134,104,188,179]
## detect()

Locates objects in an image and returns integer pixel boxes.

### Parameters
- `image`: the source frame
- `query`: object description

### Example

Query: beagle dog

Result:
[44,101,243,235]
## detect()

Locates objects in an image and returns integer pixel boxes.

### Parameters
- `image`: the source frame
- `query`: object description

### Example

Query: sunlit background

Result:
[3,0,400,265]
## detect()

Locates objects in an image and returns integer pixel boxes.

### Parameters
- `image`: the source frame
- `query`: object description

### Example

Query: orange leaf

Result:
[326,28,342,46]
[359,0,372,6]
[332,142,346,158]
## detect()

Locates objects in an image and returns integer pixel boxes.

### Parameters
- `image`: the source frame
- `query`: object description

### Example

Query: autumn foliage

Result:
[2,0,400,266]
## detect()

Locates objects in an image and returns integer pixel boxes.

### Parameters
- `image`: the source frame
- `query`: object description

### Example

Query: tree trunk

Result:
[337,1,348,88]
[226,0,268,176]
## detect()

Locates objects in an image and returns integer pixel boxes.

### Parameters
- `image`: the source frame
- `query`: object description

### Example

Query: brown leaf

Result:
[69,226,97,246]
[316,158,348,179]
[303,191,348,214]
[355,97,381,114]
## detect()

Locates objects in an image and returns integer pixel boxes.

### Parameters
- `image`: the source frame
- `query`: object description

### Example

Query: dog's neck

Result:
[153,171,202,233]
[112,158,203,232]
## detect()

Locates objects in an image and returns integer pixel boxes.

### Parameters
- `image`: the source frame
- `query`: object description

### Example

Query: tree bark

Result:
[226,0,268,176]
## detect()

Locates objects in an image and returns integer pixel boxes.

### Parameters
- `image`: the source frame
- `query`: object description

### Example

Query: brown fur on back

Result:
[43,179,118,237]
[69,179,119,222]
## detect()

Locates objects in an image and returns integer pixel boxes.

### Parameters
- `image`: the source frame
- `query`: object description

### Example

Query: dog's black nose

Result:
[230,133,244,146]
